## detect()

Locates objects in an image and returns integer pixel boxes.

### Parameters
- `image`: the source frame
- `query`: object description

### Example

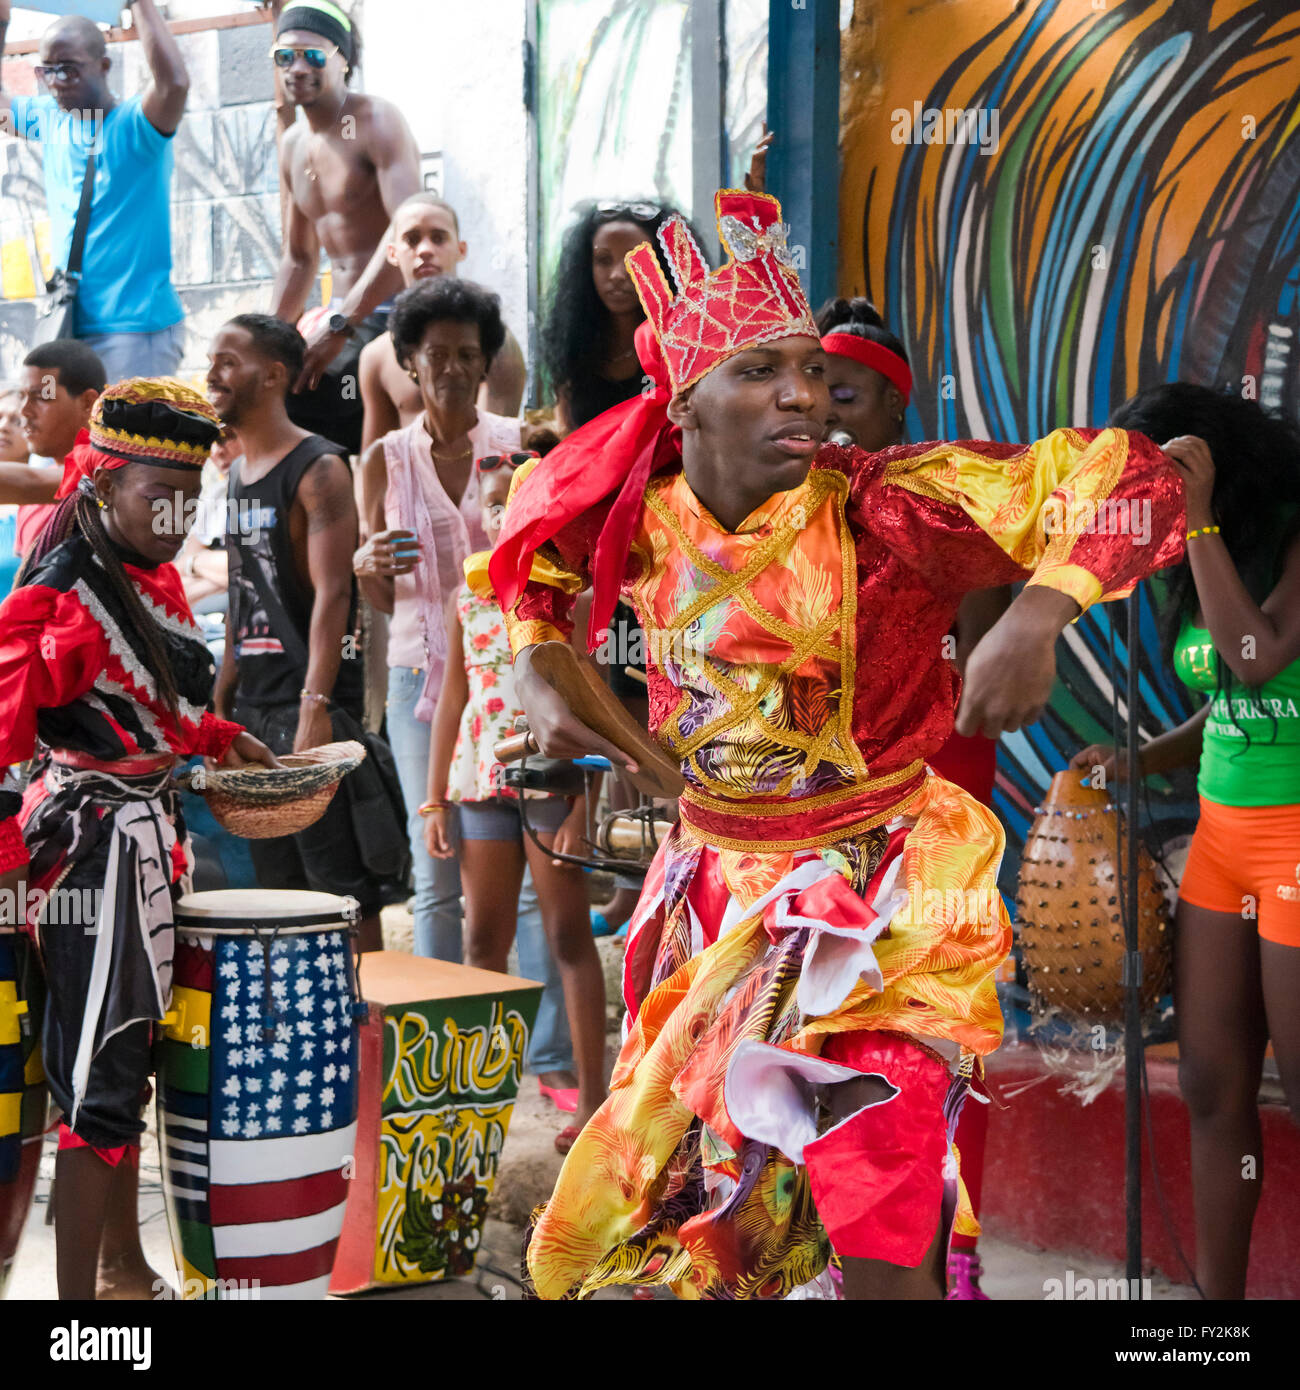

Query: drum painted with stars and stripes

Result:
[156,890,365,1300]
[0,926,46,1297]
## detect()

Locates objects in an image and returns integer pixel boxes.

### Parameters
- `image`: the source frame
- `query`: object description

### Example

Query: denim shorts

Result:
[80,321,185,383]
[456,796,571,841]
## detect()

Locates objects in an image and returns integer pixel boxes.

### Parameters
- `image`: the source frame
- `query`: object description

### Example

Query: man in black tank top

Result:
[208,314,398,950]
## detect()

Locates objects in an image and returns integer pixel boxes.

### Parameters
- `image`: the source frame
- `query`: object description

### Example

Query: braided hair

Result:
[17,473,185,721]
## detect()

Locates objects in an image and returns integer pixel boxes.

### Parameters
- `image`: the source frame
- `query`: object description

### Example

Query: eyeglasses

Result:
[594,201,662,223]
[476,451,538,474]
[269,44,338,70]
[34,61,85,83]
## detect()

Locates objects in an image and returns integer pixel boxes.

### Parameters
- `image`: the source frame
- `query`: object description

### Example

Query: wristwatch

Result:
[327,312,356,339]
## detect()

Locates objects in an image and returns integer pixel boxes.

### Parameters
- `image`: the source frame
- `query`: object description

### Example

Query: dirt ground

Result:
[7,905,1197,1302]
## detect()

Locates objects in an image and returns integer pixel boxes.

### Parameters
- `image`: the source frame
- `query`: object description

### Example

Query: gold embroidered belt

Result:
[677,760,927,852]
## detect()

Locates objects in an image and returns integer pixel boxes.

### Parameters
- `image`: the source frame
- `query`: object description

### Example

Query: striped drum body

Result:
[156,890,364,1300]
[0,928,46,1296]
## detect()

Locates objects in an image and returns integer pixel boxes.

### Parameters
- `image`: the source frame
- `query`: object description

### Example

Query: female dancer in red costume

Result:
[0,380,275,1299]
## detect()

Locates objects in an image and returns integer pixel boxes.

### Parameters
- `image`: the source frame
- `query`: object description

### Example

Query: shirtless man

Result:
[267,1,421,456]
[358,193,526,457]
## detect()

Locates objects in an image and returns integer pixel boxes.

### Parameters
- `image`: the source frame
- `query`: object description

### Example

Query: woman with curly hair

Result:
[543,200,704,435]
[1073,382,1300,1299]
[353,277,520,958]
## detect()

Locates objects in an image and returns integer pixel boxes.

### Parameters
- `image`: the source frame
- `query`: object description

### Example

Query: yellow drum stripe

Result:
[0,980,20,1047]
[164,986,211,1047]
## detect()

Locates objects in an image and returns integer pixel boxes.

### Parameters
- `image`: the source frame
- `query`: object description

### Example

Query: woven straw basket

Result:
[195,740,366,839]
[1015,771,1170,1024]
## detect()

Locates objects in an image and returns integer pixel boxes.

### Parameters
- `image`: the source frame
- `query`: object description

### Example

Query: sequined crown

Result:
[89,377,221,468]
[626,189,819,396]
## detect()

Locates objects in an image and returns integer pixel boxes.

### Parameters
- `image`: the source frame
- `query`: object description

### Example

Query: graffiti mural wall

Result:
[840,0,1300,876]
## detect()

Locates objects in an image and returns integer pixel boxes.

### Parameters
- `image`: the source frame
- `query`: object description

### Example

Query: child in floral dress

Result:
[425,454,607,1151]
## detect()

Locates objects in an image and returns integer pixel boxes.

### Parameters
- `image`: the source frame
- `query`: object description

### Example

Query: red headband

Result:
[54,429,128,500]
[821,333,913,403]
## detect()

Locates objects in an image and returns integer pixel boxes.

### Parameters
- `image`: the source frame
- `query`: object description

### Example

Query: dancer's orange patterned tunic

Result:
[506,429,1184,1299]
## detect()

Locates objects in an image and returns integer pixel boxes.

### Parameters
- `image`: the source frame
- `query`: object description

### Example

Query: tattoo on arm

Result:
[299,456,357,535]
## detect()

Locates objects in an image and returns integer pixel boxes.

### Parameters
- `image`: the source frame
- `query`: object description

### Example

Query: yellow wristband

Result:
[1186,525,1221,541]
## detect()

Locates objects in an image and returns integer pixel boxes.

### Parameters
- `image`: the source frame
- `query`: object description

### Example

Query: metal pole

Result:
[765,0,840,307]
[523,1,541,408]
[1124,591,1143,1288]
[690,0,727,263]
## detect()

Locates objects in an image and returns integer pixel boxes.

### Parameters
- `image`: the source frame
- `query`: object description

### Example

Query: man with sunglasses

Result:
[0,1,189,383]
[266,1,423,458]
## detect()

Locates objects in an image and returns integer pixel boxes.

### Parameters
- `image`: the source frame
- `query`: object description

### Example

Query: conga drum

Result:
[329,952,542,1293]
[1015,771,1171,1024]
[156,890,365,1300]
[0,926,46,1296]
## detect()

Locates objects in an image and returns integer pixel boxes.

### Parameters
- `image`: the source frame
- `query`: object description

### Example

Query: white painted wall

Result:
[362,0,530,385]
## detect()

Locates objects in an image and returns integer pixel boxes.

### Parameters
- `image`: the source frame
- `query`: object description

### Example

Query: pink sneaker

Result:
[946,1249,990,1300]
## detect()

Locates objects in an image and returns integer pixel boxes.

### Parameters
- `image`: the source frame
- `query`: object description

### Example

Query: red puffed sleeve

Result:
[0,584,109,869]
[188,712,243,761]
[846,427,1186,609]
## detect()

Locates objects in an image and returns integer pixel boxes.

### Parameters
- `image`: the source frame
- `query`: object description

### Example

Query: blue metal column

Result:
[690,0,728,264]
[765,0,841,309]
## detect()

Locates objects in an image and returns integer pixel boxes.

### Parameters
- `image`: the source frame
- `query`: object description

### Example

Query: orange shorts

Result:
[1178,796,1300,947]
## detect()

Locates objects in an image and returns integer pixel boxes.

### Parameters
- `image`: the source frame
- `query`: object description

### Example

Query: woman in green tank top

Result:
[1072,383,1300,1300]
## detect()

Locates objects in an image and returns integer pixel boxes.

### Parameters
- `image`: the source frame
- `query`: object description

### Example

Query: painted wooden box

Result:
[329,952,542,1293]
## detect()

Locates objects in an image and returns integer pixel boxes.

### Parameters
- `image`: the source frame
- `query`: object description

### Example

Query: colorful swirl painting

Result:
[842,0,1300,876]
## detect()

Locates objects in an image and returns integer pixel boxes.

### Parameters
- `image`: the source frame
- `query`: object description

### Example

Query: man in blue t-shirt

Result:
[0,1,190,385]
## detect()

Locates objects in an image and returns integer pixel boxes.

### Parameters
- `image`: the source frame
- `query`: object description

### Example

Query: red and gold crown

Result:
[626,189,819,395]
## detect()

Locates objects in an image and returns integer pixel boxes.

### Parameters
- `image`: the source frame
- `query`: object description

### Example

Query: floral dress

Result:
[446,552,532,805]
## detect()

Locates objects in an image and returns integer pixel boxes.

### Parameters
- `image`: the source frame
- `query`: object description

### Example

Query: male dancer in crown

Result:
[491,190,1187,1300]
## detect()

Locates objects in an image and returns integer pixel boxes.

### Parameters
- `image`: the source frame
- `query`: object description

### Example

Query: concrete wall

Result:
[1,0,530,388]
[362,0,530,386]
[1,5,283,381]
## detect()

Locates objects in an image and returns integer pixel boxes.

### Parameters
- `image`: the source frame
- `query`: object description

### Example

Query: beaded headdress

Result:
[56,378,222,500]
[625,189,819,395]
